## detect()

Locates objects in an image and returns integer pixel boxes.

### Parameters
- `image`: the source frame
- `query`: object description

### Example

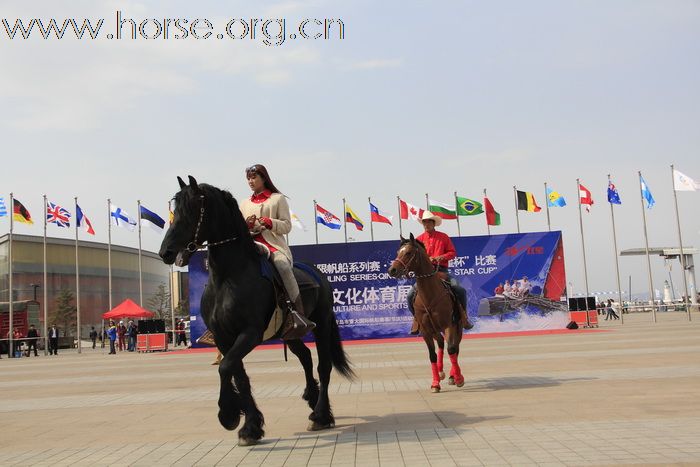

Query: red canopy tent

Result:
[102,299,155,319]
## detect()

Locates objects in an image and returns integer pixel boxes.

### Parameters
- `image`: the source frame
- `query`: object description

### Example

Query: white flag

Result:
[110,204,137,231]
[673,169,700,192]
[289,207,307,231]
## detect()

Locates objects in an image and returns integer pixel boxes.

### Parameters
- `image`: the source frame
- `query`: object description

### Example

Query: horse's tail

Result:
[327,310,356,380]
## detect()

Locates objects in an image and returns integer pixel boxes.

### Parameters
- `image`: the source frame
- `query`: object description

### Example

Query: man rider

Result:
[407,212,472,335]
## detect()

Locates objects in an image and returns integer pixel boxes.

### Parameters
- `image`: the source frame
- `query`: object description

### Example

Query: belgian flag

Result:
[516,190,541,212]
[13,199,33,224]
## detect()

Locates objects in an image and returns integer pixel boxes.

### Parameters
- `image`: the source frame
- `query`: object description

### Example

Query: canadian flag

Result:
[579,183,594,212]
[399,199,425,221]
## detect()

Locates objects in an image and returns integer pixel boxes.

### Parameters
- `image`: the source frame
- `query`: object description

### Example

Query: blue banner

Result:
[189,231,568,345]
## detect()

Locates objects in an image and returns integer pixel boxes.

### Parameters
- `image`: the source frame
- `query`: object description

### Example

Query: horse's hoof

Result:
[218,411,241,431]
[307,421,335,431]
[447,376,455,385]
[238,436,259,447]
[438,371,445,380]
[456,378,465,388]
[431,385,441,393]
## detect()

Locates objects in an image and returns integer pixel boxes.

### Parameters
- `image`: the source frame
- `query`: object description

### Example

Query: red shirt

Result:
[416,230,456,268]
[249,190,277,253]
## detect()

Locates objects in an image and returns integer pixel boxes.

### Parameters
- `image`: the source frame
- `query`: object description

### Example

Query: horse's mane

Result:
[196,183,256,255]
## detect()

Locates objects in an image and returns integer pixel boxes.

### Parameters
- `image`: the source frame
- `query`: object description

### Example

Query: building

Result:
[0,233,173,334]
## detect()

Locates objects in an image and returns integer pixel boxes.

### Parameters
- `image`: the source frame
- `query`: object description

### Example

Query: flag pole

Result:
[608,175,624,325]
[43,195,49,355]
[74,197,82,353]
[313,200,318,245]
[513,186,520,234]
[397,196,403,237]
[107,199,113,312]
[638,171,657,323]
[137,200,143,306]
[342,198,347,243]
[483,189,491,235]
[671,164,691,321]
[8,193,14,357]
[544,182,551,232]
[454,191,461,237]
[368,197,374,242]
[425,193,429,211]
[576,179,591,327]
[168,200,176,347]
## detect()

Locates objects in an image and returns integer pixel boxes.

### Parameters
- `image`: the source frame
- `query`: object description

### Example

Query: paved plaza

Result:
[1,311,699,466]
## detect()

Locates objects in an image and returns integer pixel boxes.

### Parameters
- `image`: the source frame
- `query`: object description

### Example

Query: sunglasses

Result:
[246,165,259,174]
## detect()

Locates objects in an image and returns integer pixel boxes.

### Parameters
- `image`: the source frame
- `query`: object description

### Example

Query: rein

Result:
[392,251,439,279]
[185,194,238,252]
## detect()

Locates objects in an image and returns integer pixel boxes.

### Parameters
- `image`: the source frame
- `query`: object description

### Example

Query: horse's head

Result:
[387,233,427,278]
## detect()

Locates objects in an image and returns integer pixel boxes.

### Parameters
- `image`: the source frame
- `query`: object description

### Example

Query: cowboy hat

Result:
[420,212,442,227]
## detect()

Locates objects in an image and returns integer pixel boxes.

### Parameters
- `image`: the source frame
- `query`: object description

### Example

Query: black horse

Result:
[159,176,353,445]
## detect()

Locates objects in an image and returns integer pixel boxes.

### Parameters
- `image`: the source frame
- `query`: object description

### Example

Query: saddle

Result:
[258,246,320,341]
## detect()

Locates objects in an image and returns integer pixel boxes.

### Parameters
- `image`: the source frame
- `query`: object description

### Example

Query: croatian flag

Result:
[315,204,341,230]
[369,202,392,225]
[110,204,137,231]
[76,205,95,235]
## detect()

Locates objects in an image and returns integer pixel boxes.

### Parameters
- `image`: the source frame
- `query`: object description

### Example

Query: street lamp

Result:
[30,283,40,301]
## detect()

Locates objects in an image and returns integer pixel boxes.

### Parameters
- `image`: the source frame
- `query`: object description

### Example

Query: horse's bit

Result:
[185,195,238,252]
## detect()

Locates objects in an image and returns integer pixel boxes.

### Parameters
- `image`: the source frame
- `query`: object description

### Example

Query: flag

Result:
[516,190,542,212]
[369,202,392,225]
[315,204,341,230]
[0,197,7,217]
[399,199,425,221]
[673,169,700,192]
[13,199,33,224]
[76,205,95,235]
[46,201,71,228]
[484,197,501,226]
[344,203,364,231]
[607,181,621,205]
[168,201,174,225]
[456,196,484,216]
[640,176,655,209]
[579,183,594,212]
[140,205,166,232]
[110,204,137,230]
[545,187,566,207]
[428,199,458,220]
[289,207,307,231]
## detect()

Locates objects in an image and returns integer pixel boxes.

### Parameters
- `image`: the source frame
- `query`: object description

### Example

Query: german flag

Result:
[13,198,33,224]
[516,190,541,212]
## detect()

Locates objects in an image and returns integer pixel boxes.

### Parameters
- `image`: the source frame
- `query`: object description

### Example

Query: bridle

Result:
[184,194,238,252]
[391,246,438,279]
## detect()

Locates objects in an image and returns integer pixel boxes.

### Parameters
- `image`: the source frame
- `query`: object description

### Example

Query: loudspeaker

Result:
[138,320,149,334]
[568,298,579,311]
[587,297,597,311]
[566,321,579,330]
[576,297,587,311]
[153,319,165,333]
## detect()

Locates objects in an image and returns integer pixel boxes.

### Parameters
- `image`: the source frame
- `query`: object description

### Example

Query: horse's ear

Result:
[409,232,415,242]
[188,175,199,191]
[400,235,406,242]
[177,176,186,189]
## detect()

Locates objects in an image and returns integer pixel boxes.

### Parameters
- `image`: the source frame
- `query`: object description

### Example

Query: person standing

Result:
[89,326,98,349]
[606,299,620,320]
[407,212,472,335]
[107,320,117,354]
[25,324,39,357]
[117,321,127,352]
[48,324,59,355]
[127,320,137,352]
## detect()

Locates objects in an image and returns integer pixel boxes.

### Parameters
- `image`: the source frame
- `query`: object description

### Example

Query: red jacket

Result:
[416,230,456,268]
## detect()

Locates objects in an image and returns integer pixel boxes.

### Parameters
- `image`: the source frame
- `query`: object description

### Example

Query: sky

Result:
[1,0,699,300]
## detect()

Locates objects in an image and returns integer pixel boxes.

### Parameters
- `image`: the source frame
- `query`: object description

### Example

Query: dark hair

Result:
[245,164,281,194]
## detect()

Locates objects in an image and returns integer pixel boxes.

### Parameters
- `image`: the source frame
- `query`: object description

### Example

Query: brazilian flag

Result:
[456,196,484,216]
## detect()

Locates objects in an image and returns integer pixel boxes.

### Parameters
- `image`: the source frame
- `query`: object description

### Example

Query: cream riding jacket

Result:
[239,192,293,262]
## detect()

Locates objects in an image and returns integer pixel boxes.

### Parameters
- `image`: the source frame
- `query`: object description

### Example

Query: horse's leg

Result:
[220,330,265,446]
[446,326,465,387]
[308,324,335,430]
[436,334,445,381]
[423,334,441,393]
[286,339,319,409]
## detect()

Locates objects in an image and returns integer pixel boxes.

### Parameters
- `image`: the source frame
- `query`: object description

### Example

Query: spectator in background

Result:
[176,319,188,347]
[89,326,98,349]
[25,324,39,357]
[48,324,59,355]
[107,320,117,355]
[12,328,24,357]
[117,321,127,352]
[127,320,137,352]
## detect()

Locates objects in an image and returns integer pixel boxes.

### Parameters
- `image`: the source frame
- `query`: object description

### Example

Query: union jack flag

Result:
[46,201,71,227]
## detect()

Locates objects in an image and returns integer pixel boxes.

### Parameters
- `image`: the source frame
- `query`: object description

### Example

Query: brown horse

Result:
[388,233,465,392]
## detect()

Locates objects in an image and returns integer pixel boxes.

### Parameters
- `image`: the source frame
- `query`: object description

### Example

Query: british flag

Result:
[46,201,71,227]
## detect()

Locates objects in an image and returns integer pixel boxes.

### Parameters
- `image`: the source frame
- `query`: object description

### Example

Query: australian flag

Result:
[607,181,621,205]
[46,201,71,227]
